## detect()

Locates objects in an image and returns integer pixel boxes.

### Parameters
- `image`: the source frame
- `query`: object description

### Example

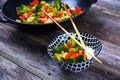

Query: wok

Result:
[0,0,97,32]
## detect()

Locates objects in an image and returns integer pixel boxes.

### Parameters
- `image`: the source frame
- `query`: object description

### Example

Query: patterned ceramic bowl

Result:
[47,32,102,73]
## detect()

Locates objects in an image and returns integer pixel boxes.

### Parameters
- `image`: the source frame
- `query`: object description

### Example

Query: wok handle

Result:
[91,0,97,4]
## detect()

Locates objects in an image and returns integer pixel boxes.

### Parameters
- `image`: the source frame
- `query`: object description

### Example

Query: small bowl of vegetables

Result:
[47,32,102,73]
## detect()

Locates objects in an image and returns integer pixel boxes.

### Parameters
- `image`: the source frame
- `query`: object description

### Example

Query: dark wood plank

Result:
[0,56,42,80]
[95,0,120,10]
[72,5,120,46]
[92,40,120,79]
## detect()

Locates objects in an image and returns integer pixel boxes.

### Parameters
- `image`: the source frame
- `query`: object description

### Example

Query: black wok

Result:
[0,0,97,32]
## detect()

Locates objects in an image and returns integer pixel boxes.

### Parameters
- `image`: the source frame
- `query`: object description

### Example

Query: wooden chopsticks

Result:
[62,5,102,64]
[62,4,85,48]
[41,9,102,64]
[42,9,83,48]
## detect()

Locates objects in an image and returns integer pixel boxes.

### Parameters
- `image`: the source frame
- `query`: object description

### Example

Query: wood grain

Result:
[0,0,120,80]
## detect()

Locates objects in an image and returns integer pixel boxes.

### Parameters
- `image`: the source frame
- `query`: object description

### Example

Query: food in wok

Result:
[16,0,82,24]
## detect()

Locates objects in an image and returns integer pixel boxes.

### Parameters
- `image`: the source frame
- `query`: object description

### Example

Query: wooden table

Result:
[0,0,120,80]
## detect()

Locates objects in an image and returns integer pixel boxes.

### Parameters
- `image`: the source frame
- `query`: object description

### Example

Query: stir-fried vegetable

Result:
[16,0,82,24]
[52,34,90,63]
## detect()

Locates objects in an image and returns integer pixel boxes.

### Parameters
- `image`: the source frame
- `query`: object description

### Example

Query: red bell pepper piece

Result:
[67,43,73,48]
[64,52,74,60]
[19,12,32,20]
[30,0,39,7]
[74,7,82,14]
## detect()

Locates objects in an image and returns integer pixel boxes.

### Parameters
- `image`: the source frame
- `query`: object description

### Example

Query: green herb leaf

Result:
[66,57,75,63]
[76,55,85,62]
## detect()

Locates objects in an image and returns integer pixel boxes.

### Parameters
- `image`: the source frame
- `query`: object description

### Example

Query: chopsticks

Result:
[62,5,102,64]
[62,4,85,49]
[41,9,102,64]
[42,9,83,49]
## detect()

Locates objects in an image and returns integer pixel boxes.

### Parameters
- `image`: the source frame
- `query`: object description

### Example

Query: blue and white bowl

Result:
[47,32,102,73]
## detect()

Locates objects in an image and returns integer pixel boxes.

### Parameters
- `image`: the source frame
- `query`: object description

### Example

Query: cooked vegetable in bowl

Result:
[16,0,82,24]
[47,32,102,72]
[53,34,94,63]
